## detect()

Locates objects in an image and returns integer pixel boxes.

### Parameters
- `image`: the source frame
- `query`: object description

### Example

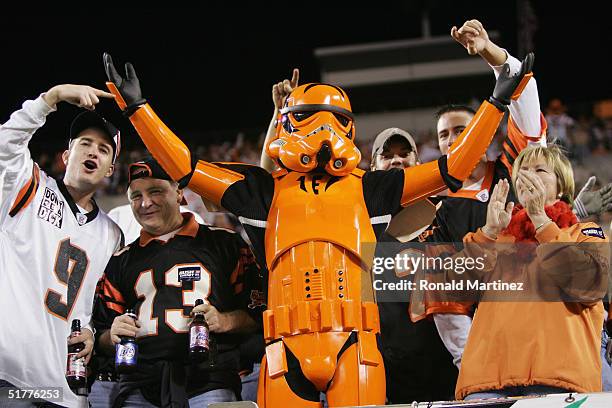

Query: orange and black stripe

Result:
[99,276,126,314]
[500,115,546,174]
[9,164,40,217]
[231,247,256,294]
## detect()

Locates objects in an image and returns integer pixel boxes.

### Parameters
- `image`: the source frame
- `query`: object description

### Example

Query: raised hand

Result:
[103,53,147,113]
[516,170,547,218]
[451,19,489,56]
[490,52,534,108]
[575,176,612,217]
[272,68,299,109]
[43,84,115,110]
[482,179,514,238]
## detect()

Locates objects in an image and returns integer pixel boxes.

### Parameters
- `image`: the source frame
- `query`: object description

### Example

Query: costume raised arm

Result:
[103,53,244,206]
[400,53,535,206]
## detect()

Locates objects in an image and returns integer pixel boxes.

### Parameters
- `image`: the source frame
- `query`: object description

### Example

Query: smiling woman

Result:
[511,144,575,210]
[456,144,610,400]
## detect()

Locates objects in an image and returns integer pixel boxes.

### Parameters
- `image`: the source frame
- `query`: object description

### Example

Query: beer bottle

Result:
[66,319,87,396]
[115,309,138,373]
[189,299,210,363]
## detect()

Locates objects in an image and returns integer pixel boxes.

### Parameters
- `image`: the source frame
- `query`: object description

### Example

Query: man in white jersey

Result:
[0,84,123,407]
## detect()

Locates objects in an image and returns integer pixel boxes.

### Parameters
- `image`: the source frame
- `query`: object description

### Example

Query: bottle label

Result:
[190,325,209,348]
[115,342,138,365]
[66,353,86,377]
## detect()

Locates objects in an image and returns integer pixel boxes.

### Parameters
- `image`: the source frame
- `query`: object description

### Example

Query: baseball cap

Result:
[128,156,187,204]
[69,111,121,164]
[371,127,418,160]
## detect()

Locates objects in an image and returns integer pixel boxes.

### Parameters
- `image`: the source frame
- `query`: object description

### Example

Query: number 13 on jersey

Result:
[135,263,211,337]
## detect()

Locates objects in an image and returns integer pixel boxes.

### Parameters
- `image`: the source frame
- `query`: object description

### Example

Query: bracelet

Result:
[535,219,552,231]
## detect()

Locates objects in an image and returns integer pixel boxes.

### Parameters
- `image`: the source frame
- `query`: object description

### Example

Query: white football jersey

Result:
[0,96,122,407]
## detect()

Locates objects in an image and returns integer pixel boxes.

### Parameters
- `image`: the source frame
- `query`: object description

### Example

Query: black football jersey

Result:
[93,214,263,396]
[428,159,514,243]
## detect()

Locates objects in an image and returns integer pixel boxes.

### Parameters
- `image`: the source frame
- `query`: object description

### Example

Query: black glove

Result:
[489,52,534,110]
[103,53,147,115]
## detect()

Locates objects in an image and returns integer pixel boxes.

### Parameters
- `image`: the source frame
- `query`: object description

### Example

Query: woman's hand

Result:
[516,170,551,229]
[482,179,514,239]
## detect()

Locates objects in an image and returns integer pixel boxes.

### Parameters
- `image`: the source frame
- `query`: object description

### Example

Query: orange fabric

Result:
[125,104,193,181]
[102,278,126,314]
[446,101,504,181]
[447,161,495,200]
[500,113,548,174]
[409,242,475,319]
[104,301,124,315]
[456,222,609,399]
[424,302,471,316]
[400,101,503,205]
[9,163,40,216]
[510,72,533,100]
[401,159,446,205]
[188,160,244,207]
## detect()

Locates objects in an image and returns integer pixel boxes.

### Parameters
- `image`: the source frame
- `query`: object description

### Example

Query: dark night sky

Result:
[2,2,610,153]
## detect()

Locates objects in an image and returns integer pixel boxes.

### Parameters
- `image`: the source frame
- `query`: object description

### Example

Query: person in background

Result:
[370,128,459,403]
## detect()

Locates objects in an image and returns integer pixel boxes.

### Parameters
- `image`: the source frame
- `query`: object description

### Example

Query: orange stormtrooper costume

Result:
[103,53,533,407]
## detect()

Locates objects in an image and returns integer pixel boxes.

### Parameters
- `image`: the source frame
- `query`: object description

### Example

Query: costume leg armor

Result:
[257,351,322,408]
[259,239,385,407]
[257,332,385,407]
[325,332,385,406]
